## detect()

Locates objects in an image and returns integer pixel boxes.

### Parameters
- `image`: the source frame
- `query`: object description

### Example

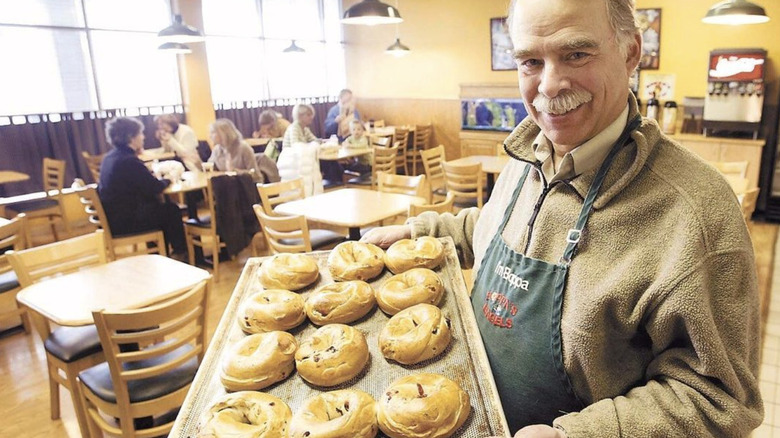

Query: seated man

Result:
[325,88,361,141]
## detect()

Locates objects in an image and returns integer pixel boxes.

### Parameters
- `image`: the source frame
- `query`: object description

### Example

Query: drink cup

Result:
[202,162,215,172]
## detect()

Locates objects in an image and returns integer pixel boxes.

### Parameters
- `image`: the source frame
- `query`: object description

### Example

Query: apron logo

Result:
[482,291,516,329]
[494,262,530,291]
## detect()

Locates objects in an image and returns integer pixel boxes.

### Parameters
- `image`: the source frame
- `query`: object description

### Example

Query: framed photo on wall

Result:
[491,17,516,71]
[636,8,661,70]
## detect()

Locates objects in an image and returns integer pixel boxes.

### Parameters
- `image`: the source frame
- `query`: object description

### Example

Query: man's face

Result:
[129,132,145,155]
[340,92,353,107]
[510,0,639,152]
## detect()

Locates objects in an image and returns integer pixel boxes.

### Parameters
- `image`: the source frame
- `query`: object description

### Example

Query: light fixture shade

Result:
[385,38,410,56]
[702,0,769,25]
[342,0,403,25]
[283,40,305,53]
[158,14,205,43]
[157,42,192,54]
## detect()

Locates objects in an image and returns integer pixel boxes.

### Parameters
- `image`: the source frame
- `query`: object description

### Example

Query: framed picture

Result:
[491,17,516,71]
[636,8,661,70]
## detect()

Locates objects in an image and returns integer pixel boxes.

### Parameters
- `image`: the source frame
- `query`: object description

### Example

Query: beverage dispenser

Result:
[703,48,766,139]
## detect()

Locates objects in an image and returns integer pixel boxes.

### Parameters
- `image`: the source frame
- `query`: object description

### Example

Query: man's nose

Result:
[538,63,571,98]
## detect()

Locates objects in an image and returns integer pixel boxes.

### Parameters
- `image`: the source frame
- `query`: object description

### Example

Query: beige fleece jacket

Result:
[410,97,763,436]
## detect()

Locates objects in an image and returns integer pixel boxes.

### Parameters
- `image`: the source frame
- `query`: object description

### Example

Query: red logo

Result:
[482,290,517,329]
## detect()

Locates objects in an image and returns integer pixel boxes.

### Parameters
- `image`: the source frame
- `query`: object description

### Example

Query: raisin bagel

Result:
[238,289,306,334]
[295,324,369,387]
[384,237,444,274]
[259,253,319,291]
[375,268,444,315]
[379,303,452,365]
[289,389,378,438]
[200,391,292,438]
[327,241,385,281]
[305,280,376,325]
[221,331,297,391]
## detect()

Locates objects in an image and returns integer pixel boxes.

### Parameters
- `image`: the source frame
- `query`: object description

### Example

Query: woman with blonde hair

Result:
[207,118,260,175]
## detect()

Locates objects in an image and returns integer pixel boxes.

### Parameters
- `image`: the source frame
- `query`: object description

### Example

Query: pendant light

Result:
[385,1,409,56]
[702,0,769,25]
[283,40,305,53]
[342,0,402,26]
[157,42,192,54]
[157,14,205,44]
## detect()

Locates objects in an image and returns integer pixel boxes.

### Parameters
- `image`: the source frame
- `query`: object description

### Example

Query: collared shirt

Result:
[532,104,629,183]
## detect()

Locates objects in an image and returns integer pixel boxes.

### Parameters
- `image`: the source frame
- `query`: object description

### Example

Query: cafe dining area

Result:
[3,0,780,437]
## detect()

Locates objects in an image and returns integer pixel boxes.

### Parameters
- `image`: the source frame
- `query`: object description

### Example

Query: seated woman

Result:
[252,110,290,139]
[98,117,186,256]
[281,104,318,151]
[207,118,260,178]
[154,113,203,172]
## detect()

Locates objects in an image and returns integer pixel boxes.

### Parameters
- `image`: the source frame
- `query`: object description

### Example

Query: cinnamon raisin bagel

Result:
[259,253,319,291]
[290,389,378,438]
[375,268,444,315]
[238,289,306,334]
[327,241,385,281]
[305,280,376,325]
[295,324,369,387]
[221,331,297,391]
[379,304,452,365]
[377,373,470,438]
[200,391,292,438]
[384,237,444,274]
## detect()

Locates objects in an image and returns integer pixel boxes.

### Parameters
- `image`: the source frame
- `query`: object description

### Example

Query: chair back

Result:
[420,145,447,195]
[709,161,748,179]
[496,143,508,156]
[409,192,455,216]
[377,172,427,199]
[740,187,760,224]
[81,151,105,183]
[7,230,108,289]
[42,158,66,192]
[253,205,312,253]
[442,161,484,208]
[90,280,209,436]
[0,215,27,278]
[393,130,409,174]
[725,175,750,195]
[257,178,306,215]
[412,125,432,152]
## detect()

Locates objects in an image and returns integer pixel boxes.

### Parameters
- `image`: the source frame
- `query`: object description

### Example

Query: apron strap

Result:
[499,164,532,234]
[560,116,642,265]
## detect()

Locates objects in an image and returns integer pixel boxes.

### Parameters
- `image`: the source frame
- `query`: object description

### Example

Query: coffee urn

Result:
[703,48,766,139]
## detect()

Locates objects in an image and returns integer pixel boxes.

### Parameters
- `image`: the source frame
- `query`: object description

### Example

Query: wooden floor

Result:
[0,221,776,437]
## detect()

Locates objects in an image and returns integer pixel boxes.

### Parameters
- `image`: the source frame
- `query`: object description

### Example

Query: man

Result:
[325,88,361,140]
[363,0,763,436]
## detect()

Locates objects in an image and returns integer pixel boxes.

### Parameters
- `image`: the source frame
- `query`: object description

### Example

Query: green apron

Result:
[471,117,641,432]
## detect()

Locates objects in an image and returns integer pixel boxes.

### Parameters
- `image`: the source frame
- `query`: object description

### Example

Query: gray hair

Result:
[292,103,315,122]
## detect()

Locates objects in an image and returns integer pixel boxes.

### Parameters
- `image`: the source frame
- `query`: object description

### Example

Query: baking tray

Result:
[170,237,508,437]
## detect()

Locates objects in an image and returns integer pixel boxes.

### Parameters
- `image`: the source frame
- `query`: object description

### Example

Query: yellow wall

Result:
[176,0,216,140]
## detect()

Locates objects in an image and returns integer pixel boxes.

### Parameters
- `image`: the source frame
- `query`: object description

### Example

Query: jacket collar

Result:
[504,93,657,209]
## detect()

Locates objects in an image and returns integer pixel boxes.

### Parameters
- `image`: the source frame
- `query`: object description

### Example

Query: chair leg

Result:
[212,239,220,282]
[186,233,196,266]
[18,304,32,334]
[66,363,92,437]
[48,361,60,420]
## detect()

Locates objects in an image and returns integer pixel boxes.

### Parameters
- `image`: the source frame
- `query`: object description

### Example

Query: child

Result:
[343,119,371,170]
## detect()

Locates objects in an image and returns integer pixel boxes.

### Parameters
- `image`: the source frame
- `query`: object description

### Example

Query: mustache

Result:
[532,90,593,115]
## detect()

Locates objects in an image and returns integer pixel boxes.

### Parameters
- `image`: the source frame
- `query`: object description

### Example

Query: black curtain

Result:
[215,98,335,140]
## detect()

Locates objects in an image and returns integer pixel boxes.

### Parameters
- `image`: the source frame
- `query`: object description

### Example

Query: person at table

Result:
[252,110,291,139]
[325,88,361,140]
[281,104,319,151]
[343,119,371,171]
[362,0,762,436]
[98,117,187,257]
[154,113,202,172]
[207,118,260,178]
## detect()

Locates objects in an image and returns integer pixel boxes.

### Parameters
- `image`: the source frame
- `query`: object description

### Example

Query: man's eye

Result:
[519,59,542,68]
[569,52,590,61]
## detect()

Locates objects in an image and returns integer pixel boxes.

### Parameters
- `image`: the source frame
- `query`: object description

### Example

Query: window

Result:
[203,0,345,103]
[0,0,180,116]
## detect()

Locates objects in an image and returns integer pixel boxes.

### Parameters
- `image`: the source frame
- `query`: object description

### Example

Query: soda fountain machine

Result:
[703,48,766,139]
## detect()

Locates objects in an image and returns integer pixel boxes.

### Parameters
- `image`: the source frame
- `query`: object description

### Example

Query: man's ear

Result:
[626,32,642,72]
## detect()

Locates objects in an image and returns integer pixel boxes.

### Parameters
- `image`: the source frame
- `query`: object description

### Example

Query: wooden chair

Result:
[343,144,398,189]
[184,176,227,282]
[408,124,432,175]
[79,187,167,260]
[377,172,427,199]
[409,192,456,216]
[373,120,386,128]
[0,214,31,333]
[709,161,749,179]
[254,206,314,254]
[7,231,108,437]
[725,175,750,195]
[393,129,410,175]
[740,187,760,225]
[442,161,484,209]
[256,178,307,216]
[6,158,71,242]
[496,143,508,156]
[77,280,209,438]
[81,151,105,184]
[420,145,447,201]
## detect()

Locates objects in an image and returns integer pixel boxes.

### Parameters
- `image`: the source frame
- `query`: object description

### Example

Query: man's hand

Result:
[360,225,411,249]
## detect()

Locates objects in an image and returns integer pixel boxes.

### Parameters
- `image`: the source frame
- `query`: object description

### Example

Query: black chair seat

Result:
[346,173,371,185]
[44,325,103,363]
[184,215,212,227]
[79,344,198,404]
[322,179,344,190]
[6,198,59,212]
[278,229,345,250]
[0,270,19,294]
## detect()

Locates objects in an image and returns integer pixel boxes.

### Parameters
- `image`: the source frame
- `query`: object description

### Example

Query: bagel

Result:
[290,389,378,438]
[238,289,306,334]
[384,237,444,274]
[379,304,452,365]
[200,391,292,438]
[305,280,376,325]
[259,253,319,291]
[375,268,444,315]
[295,324,369,387]
[377,373,470,438]
[327,241,385,281]
[221,331,297,391]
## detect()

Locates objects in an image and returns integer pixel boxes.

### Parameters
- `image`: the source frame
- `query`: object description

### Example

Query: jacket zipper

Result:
[522,161,548,254]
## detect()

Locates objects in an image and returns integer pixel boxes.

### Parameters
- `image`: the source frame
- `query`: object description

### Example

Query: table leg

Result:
[487,173,496,199]
[348,227,361,241]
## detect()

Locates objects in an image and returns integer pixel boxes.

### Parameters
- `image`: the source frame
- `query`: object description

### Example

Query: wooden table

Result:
[367,125,415,139]
[16,254,211,326]
[139,149,176,163]
[446,155,510,197]
[0,171,30,185]
[275,188,425,240]
[163,171,213,195]
[318,146,372,161]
